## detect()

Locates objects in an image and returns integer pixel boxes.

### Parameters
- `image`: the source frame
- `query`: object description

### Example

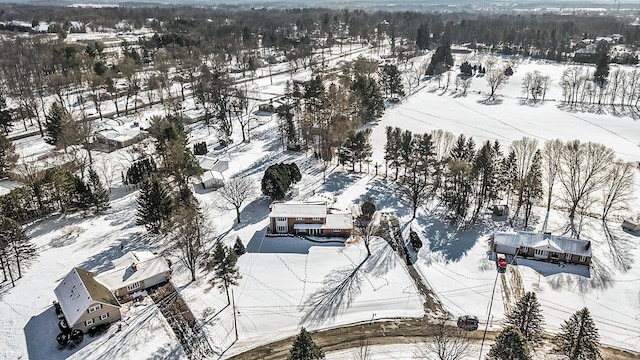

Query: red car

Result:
[497,253,508,272]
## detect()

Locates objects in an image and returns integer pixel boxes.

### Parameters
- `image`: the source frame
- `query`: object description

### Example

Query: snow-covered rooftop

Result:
[54,268,120,327]
[494,231,592,257]
[96,251,170,292]
[270,201,327,218]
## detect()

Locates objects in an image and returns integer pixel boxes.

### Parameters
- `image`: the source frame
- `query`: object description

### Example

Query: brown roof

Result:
[75,267,120,308]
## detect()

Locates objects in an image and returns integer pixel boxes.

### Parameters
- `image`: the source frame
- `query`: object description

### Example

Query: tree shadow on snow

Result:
[545,256,613,293]
[320,171,362,197]
[353,177,411,218]
[235,196,272,230]
[416,209,509,263]
[76,232,153,274]
[301,240,395,326]
[601,221,634,273]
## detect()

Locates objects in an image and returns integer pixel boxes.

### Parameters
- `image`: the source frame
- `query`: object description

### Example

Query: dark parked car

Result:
[457,315,479,331]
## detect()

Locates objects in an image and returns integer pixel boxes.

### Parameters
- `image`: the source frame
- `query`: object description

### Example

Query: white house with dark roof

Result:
[54,268,122,333]
[95,251,172,299]
[269,194,353,237]
[493,231,592,266]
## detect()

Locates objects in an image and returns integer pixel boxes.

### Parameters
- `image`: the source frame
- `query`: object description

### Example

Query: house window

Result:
[534,249,546,256]
[276,225,287,232]
[333,229,340,232]
[276,217,287,222]
[88,304,102,313]
[579,255,587,262]
[127,282,141,291]
[312,217,321,221]
[100,313,109,321]
[85,319,94,326]
[520,247,528,253]
[296,217,304,221]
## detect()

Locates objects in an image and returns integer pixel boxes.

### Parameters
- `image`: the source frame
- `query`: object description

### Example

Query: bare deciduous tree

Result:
[415,321,470,360]
[216,176,256,223]
[510,137,539,220]
[558,140,614,236]
[541,139,563,231]
[168,197,210,282]
[601,161,635,220]
[485,63,508,100]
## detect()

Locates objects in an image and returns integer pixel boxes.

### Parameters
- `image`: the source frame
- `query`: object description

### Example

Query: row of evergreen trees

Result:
[488,291,601,360]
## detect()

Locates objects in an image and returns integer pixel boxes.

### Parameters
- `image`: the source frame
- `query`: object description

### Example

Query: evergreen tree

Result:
[136,175,173,234]
[0,94,13,135]
[522,151,543,228]
[209,242,241,305]
[342,129,372,172]
[398,129,414,177]
[0,215,37,281]
[594,41,609,87]
[384,126,401,180]
[426,43,454,75]
[487,326,531,360]
[44,102,66,146]
[471,141,496,217]
[233,236,246,256]
[0,133,17,177]
[554,307,601,360]
[380,64,405,98]
[261,163,301,200]
[289,327,325,360]
[460,61,473,77]
[87,167,110,212]
[350,75,384,123]
[72,175,94,210]
[504,292,545,347]
[416,22,430,50]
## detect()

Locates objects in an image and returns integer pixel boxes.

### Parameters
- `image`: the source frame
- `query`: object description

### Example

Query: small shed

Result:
[201,170,225,189]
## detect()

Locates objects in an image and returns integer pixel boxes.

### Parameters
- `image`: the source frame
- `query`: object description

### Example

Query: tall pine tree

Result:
[554,307,601,360]
[487,326,531,360]
[289,327,325,360]
[88,167,110,212]
[136,175,173,234]
[44,102,66,146]
[209,242,241,305]
[504,291,545,347]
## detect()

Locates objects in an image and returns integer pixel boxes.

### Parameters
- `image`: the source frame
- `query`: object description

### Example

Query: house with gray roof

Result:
[493,231,592,266]
[54,268,122,333]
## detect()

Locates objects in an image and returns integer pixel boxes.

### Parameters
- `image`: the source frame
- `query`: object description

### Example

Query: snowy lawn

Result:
[179,233,424,358]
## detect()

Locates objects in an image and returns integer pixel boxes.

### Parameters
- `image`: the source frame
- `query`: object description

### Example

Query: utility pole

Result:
[479,271,499,359]
[232,289,238,341]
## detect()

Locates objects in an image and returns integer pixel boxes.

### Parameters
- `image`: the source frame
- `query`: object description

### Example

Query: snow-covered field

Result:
[2,42,640,359]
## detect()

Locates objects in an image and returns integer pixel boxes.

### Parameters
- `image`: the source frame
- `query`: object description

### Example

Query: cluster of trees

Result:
[276,61,388,161]
[559,65,640,107]
[0,216,37,288]
[384,128,633,232]
[1,165,109,223]
[488,292,601,360]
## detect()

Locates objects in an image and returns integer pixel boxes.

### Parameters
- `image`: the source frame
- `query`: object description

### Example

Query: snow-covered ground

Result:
[2,42,640,359]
